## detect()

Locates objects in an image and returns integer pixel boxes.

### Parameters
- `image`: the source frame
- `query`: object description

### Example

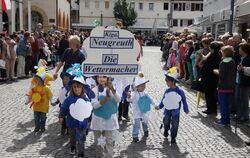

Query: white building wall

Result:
[203,0,230,18]
[202,0,248,37]
[58,0,70,17]
[78,0,203,31]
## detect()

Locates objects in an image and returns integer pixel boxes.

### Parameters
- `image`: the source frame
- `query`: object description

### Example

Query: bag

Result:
[0,59,6,68]
[191,79,204,92]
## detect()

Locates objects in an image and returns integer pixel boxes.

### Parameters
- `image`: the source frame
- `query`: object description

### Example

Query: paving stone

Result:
[0,47,249,157]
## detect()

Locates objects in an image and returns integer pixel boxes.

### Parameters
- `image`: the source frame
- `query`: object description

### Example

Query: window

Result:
[186,3,191,10]
[182,3,186,11]
[173,3,186,11]
[149,3,154,11]
[163,3,168,10]
[105,1,109,9]
[180,20,183,27]
[195,3,200,11]
[85,0,90,8]
[188,20,193,26]
[173,19,178,27]
[95,0,100,9]
[174,3,178,11]
[130,2,135,9]
[191,3,203,11]
[139,3,143,10]
[178,3,182,11]
[191,3,194,11]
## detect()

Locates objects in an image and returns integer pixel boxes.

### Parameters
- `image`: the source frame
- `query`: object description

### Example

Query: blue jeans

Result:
[163,111,180,139]
[34,112,47,129]
[236,86,250,121]
[218,92,232,124]
[69,128,86,154]
[132,118,148,138]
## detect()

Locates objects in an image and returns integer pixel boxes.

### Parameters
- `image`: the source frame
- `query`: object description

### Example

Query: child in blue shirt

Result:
[156,67,189,144]
[52,72,71,135]
[59,72,93,158]
[52,64,80,135]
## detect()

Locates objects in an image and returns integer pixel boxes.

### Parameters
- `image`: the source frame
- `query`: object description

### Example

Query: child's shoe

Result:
[163,130,168,138]
[70,146,76,155]
[214,120,226,126]
[41,127,45,133]
[78,152,84,158]
[245,141,250,146]
[171,138,176,144]
[34,128,40,133]
[118,116,122,121]
[133,137,139,143]
[123,115,130,121]
[61,128,66,135]
[144,131,149,137]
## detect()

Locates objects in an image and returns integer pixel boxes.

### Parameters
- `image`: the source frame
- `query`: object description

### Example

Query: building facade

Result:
[4,0,70,33]
[200,0,250,39]
[72,0,203,33]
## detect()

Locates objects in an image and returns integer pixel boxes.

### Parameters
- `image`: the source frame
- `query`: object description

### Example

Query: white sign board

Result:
[83,26,140,77]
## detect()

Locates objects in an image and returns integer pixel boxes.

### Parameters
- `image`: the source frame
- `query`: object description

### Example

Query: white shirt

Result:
[90,86,121,131]
[243,67,250,76]
[58,87,68,104]
[129,91,156,120]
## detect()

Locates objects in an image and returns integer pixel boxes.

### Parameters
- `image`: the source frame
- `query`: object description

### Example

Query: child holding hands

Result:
[156,67,189,144]
[128,72,156,142]
[91,76,121,158]
[59,72,93,158]
[25,67,53,133]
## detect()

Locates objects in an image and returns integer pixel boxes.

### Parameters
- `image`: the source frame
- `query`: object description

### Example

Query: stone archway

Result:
[23,5,49,32]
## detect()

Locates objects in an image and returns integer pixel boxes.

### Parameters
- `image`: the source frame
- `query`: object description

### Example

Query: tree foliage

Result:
[113,0,137,28]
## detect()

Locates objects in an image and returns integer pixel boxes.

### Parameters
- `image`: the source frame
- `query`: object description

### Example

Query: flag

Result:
[2,0,11,12]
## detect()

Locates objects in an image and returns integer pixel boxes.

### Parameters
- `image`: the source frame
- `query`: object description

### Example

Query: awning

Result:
[129,25,152,30]
[237,0,250,17]
[175,27,198,33]
[194,17,210,26]
[2,0,11,12]
[72,23,95,29]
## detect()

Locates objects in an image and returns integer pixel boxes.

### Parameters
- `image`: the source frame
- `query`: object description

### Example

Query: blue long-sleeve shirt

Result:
[16,38,28,56]
[59,95,90,129]
[159,86,189,116]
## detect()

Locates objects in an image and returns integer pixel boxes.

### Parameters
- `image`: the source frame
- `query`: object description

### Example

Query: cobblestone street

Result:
[0,47,249,158]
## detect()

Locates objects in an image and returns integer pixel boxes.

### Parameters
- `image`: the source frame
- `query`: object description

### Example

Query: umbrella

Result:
[175,27,197,33]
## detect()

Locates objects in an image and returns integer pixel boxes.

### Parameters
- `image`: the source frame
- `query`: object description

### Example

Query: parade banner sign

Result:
[83,26,140,76]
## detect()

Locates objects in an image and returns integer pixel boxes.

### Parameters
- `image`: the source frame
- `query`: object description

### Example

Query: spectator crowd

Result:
[160,31,250,144]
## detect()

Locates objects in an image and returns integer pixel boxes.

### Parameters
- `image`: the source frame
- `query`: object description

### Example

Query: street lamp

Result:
[229,0,235,35]
[101,10,103,26]
[168,0,173,33]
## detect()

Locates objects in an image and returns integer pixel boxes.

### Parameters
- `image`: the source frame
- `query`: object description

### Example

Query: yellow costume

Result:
[26,67,53,113]
[27,85,53,113]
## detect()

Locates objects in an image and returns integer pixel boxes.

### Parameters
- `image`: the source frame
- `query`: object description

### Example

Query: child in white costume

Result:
[128,72,156,142]
[90,76,121,158]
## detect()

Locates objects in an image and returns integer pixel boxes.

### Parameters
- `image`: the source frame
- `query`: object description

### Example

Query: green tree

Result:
[113,0,137,28]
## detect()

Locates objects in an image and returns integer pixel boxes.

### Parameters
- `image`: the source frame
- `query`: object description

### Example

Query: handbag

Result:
[191,79,204,92]
[0,59,6,68]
